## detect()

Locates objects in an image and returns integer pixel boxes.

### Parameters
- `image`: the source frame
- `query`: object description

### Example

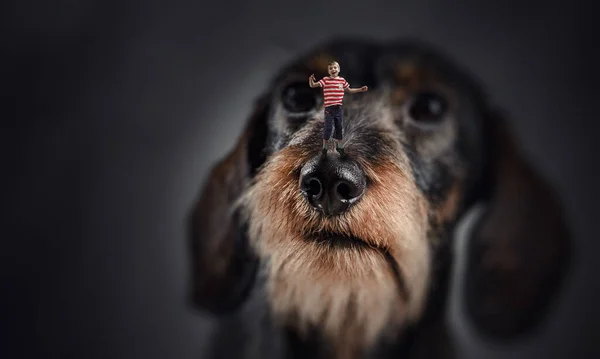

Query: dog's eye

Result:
[408,92,448,123]
[282,82,319,113]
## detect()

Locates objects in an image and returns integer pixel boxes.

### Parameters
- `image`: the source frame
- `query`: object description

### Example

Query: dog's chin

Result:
[262,229,408,353]
[309,231,376,250]
[308,231,405,293]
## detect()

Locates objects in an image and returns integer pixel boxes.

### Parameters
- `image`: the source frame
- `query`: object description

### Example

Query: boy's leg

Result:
[323,107,334,153]
[334,107,344,155]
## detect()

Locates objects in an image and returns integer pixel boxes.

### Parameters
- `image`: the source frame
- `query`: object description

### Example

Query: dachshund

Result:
[187,38,571,359]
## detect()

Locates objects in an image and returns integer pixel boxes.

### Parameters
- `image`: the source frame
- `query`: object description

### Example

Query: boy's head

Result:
[327,61,340,77]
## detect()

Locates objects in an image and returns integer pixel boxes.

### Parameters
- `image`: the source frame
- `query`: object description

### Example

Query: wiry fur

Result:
[237,141,431,357]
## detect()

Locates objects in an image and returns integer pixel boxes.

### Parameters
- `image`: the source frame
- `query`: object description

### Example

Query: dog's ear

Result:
[463,111,572,341]
[187,100,269,315]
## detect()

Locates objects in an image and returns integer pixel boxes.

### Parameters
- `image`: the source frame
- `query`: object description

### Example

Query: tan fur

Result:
[396,61,419,84]
[237,145,432,358]
[391,87,409,105]
[437,181,462,223]
[308,53,336,73]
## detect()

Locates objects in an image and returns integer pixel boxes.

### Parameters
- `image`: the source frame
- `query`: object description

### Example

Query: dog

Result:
[187,38,571,359]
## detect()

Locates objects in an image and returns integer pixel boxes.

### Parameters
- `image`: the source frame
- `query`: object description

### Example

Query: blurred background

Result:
[2,0,598,358]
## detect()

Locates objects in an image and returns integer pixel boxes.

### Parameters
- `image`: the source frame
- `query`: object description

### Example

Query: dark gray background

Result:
[2,0,598,358]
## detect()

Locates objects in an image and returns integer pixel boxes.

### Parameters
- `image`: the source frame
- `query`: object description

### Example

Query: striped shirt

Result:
[318,76,349,107]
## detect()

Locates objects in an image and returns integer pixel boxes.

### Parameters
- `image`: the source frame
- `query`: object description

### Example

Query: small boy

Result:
[309,61,368,155]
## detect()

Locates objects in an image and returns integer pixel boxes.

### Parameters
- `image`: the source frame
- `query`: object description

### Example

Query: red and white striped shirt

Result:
[318,76,349,107]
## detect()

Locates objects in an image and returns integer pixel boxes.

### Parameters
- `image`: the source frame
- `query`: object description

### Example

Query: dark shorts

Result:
[323,105,343,140]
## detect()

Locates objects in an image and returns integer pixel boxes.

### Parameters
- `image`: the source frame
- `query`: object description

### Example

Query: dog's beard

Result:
[238,146,431,355]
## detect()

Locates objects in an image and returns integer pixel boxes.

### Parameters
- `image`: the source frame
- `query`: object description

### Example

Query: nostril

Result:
[335,182,352,200]
[335,180,365,202]
[307,178,322,197]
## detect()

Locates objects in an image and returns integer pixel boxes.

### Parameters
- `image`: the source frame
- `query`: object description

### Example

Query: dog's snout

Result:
[299,155,366,215]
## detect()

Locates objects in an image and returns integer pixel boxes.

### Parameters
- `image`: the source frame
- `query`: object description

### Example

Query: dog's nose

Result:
[299,155,366,215]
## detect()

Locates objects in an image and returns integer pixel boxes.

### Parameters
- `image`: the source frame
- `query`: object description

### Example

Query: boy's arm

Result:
[345,86,368,94]
[309,74,322,88]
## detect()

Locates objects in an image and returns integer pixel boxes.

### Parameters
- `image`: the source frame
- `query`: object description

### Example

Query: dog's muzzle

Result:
[299,154,366,216]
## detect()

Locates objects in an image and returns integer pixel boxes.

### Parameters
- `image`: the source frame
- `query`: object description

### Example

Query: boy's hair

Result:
[328,61,340,69]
